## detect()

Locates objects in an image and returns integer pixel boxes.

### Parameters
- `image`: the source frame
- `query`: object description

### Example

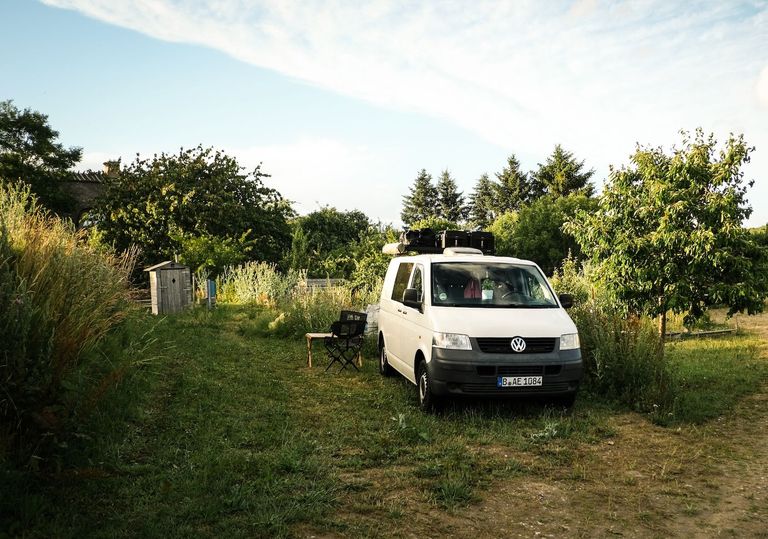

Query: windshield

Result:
[430,261,558,308]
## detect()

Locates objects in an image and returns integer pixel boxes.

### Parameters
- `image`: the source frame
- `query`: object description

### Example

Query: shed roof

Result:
[144,261,189,272]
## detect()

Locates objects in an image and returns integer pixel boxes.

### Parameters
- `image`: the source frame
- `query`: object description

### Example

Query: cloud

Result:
[41,1,767,153]
[48,0,768,225]
[757,65,768,109]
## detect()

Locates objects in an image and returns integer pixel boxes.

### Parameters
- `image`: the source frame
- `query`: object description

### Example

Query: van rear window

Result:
[391,263,414,303]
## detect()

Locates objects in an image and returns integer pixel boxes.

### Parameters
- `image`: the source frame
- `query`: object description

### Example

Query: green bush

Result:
[549,254,594,306]
[0,185,135,457]
[571,303,670,411]
[551,257,670,412]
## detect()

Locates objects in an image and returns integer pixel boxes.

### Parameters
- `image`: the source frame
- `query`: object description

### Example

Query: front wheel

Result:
[379,342,393,376]
[417,361,441,412]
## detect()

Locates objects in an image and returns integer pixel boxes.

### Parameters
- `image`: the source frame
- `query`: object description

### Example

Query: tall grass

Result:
[0,185,135,457]
[571,305,669,411]
[551,257,670,412]
[217,261,305,306]
[216,261,382,337]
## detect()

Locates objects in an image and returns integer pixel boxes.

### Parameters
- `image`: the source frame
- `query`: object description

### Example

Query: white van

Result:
[377,248,582,410]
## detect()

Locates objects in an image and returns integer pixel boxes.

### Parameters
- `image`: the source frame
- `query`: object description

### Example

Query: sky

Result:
[1,0,767,227]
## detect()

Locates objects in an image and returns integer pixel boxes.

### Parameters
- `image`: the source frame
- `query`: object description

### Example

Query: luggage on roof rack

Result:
[441,230,469,249]
[468,231,494,254]
[396,229,495,255]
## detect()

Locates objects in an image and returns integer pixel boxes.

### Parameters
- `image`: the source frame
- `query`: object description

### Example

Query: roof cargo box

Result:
[400,228,441,252]
[469,231,495,254]
[440,230,470,248]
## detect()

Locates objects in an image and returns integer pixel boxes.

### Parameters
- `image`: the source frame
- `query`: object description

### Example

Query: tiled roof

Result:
[66,171,105,183]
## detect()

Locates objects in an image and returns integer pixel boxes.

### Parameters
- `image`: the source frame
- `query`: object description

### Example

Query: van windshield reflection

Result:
[430,262,558,308]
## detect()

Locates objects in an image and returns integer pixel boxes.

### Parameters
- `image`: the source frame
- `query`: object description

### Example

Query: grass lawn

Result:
[2,306,768,538]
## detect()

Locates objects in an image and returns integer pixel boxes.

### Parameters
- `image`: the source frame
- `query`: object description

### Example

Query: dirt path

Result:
[412,312,768,538]
[463,311,768,538]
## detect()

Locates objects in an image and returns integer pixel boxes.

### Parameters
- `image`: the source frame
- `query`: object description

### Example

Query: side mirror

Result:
[558,293,574,309]
[403,288,423,311]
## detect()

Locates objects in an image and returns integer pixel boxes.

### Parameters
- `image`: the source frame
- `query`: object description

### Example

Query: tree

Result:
[174,231,251,276]
[401,169,438,226]
[409,216,461,232]
[567,130,768,339]
[94,146,292,268]
[486,211,518,256]
[435,170,466,222]
[467,173,497,229]
[494,154,541,212]
[348,224,399,292]
[289,206,371,278]
[0,100,81,212]
[533,145,595,198]
[490,195,595,275]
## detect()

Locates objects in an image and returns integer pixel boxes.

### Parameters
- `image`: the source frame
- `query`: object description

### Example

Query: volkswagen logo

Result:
[510,337,526,353]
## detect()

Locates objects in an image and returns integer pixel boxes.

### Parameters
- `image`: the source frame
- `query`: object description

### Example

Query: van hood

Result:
[428,306,577,338]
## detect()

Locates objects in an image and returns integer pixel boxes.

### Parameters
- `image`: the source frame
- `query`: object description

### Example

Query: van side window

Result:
[410,265,424,302]
[391,263,414,303]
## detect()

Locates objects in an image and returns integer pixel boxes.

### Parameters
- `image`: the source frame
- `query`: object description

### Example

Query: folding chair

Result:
[324,318,366,372]
[340,310,367,323]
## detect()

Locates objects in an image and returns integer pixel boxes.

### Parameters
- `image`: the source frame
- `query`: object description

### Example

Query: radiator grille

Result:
[476,337,556,354]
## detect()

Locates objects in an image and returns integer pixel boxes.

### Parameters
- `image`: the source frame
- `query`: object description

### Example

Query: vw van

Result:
[377,247,582,410]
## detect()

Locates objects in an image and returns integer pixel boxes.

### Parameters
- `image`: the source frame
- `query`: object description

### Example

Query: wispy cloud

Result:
[46,0,768,223]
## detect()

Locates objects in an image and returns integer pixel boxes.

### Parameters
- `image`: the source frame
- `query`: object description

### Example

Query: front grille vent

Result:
[476,365,562,376]
[476,337,556,354]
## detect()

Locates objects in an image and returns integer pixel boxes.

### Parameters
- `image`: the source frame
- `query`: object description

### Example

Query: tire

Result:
[417,360,441,412]
[552,392,577,410]
[379,341,394,376]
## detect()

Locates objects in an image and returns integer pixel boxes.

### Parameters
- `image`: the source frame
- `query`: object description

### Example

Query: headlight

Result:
[560,333,580,350]
[433,332,472,350]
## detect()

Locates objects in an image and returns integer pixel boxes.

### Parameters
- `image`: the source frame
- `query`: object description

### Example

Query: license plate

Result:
[497,376,543,387]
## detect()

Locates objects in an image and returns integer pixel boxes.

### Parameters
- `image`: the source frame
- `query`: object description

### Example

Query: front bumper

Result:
[428,343,582,397]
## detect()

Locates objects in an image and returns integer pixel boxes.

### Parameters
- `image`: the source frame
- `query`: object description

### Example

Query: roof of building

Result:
[144,261,189,272]
[65,171,105,183]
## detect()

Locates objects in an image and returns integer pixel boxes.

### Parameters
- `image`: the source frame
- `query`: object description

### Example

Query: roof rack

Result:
[382,229,495,256]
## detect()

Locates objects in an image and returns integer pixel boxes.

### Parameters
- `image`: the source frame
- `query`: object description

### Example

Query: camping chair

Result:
[324,315,367,372]
[340,310,367,323]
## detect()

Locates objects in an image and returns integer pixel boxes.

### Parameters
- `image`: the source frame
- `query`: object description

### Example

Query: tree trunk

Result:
[658,297,667,355]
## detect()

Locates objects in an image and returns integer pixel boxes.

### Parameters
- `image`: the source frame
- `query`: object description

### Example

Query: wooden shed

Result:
[144,261,193,315]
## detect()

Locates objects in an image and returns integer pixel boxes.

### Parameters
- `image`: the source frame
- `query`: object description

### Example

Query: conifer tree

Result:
[494,154,540,213]
[400,169,438,226]
[467,173,497,229]
[435,169,466,223]
[534,145,595,198]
